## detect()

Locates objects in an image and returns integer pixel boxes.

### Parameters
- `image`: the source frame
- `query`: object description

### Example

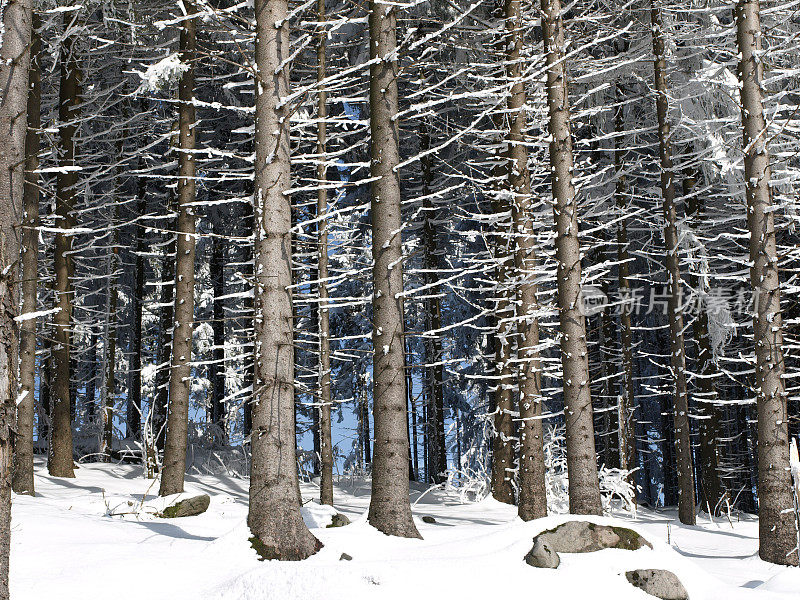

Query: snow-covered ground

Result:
[11,459,799,599]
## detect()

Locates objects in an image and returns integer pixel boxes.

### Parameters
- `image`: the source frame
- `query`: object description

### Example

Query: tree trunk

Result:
[649,1,695,525]
[13,16,40,496]
[160,5,198,497]
[489,32,515,504]
[366,0,420,539]
[316,0,334,506]
[683,174,723,515]
[49,13,81,479]
[613,85,638,486]
[210,215,226,445]
[85,331,97,422]
[410,385,419,476]
[153,212,175,453]
[735,0,798,566]
[362,382,371,466]
[0,0,33,595]
[419,116,447,485]
[127,166,146,441]
[247,0,321,559]
[506,0,546,521]
[541,0,602,516]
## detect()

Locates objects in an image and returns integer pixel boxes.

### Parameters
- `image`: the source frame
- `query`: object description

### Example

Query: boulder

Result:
[327,513,351,528]
[339,553,353,561]
[625,569,688,600]
[524,537,560,569]
[533,521,651,554]
[159,494,210,518]
[422,516,437,524]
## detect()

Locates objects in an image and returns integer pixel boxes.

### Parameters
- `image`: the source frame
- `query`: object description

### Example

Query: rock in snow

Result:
[159,494,210,518]
[327,513,351,528]
[524,537,560,569]
[533,520,652,553]
[625,569,688,600]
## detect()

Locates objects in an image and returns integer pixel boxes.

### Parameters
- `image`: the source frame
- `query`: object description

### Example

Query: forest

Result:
[0,0,799,598]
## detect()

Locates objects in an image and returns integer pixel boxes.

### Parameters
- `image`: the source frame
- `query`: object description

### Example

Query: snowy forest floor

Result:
[11,459,800,599]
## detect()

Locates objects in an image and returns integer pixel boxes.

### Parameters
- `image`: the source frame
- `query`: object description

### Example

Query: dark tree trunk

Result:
[49,13,81,479]
[127,168,146,441]
[153,214,176,453]
[13,15,40,496]
[316,0,334,505]
[210,216,226,445]
[649,1,695,525]
[613,85,638,487]
[683,175,723,515]
[419,117,447,485]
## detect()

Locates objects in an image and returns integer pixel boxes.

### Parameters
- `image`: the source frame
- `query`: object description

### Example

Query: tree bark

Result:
[247,0,321,559]
[315,0,334,507]
[210,215,226,445]
[649,1,695,525]
[361,381,371,466]
[0,0,33,595]
[683,174,723,515]
[541,0,602,515]
[13,15,40,496]
[153,211,175,453]
[127,165,146,441]
[489,8,515,502]
[419,115,447,486]
[506,0,546,521]
[613,86,638,486]
[101,231,119,461]
[735,0,798,566]
[160,4,198,497]
[49,12,81,479]
[366,0,421,538]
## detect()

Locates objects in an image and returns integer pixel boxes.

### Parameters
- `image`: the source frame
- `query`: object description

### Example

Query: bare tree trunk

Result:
[491,267,515,504]
[366,0,421,539]
[13,16,40,496]
[127,169,146,441]
[613,86,638,486]
[315,0,334,506]
[160,5,198,497]
[419,115,447,485]
[649,1,695,525]
[247,0,321,559]
[101,230,119,461]
[489,37,515,503]
[505,0,546,521]
[735,0,798,566]
[49,13,81,479]
[410,386,419,475]
[541,0,601,515]
[210,215,226,445]
[153,211,175,453]
[85,331,97,422]
[362,382,371,466]
[683,174,723,515]
[0,0,33,594]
